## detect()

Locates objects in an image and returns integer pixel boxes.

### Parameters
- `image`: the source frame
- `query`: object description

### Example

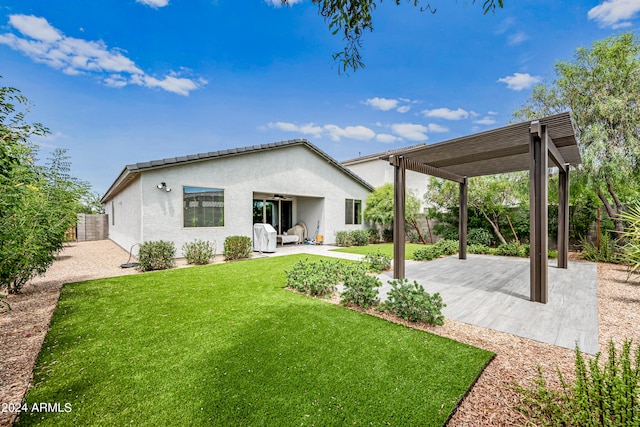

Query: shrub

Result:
[341,270,381,309]
[579,234,619,263]
[518,339,640,426]
[285,258,345,297]
[137,240,176,271]
[467,243,493,255]
[182,239,216,265]
[350,230,370,247]
[413,239,458,261]
[382,228,393,243]
[381,278,445,325]
[467,228,493,246]
[495,242,523,257]
[223,236,252,261]
[363,250,391,273]
[367,228,380,244]
[335,231,353,247]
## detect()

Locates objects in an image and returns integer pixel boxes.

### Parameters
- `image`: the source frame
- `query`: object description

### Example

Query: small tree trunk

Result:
[480,210,507,245]
[407,219,428,245]
[506,214,519,244]
[597,187,626,244]
[425,213,434,244]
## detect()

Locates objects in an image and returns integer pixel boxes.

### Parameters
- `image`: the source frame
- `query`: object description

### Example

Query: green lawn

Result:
[331,243,427,260]
[18,255,492,426]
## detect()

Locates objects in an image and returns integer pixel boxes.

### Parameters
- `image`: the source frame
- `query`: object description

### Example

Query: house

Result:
[100,139,373,256]
[342,144,431,211]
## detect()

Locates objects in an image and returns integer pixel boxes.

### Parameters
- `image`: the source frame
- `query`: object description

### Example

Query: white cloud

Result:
[376,133,401,144]
[136,0,170,7]
[8,14,62,42]
[265,0,303,7]
[324,124,375,141]
[427,123,449,133]
[497,72,541,91]
[267,121,323,138]
[508,31,529,46]
[473,116,497,126]
[396,105,411,113]
[421,107,469,120]
[363,97,399,111]
[588,0,640,29]
[0,14,204,95]
[391,123,429,141]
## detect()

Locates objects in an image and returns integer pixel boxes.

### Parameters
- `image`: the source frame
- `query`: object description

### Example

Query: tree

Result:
[426,173,528,245]
[282,0,504,72]
[363,183,428,244]
[0,81,87,294]
[514,33,640,242]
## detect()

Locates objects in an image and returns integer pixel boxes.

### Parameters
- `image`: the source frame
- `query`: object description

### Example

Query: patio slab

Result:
[377,254,599,354]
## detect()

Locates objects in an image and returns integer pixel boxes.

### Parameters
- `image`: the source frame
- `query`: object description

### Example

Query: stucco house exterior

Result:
[342,144,431,211]
[100,139,373,256]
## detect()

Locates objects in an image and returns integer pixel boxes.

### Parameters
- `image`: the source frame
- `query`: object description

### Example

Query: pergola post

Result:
[529,122,549,303]
[558,166,570,269]
[392,155,406,279]
[459,176,468,259]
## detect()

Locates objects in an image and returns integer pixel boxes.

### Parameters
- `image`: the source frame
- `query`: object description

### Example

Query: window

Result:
[183,186,224,227]
[345,199,362,225]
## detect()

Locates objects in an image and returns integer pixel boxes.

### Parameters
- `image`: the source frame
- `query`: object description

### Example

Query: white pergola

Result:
[385,112,581,304]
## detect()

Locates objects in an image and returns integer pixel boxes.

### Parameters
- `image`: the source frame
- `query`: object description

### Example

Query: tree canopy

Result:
[0,80,89,293]
[282,0,504,72]
[514,32,640,240]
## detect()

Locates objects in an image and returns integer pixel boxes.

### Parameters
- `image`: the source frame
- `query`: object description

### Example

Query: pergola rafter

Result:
[386,112,580,304]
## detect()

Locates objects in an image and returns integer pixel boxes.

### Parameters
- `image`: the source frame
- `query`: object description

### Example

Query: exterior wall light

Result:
[157,182,171,192]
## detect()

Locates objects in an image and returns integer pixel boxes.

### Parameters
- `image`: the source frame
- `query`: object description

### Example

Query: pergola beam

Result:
[400,157,466,184]
[547,137,568,173]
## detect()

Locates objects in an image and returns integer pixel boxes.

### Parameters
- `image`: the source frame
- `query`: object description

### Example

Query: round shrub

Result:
[223,236,252,260]
[350,230,370,246]
[341,273,381,309]
[467,228,493,246]
[381,278,445,325]
[182,239,216,265]
[363,250,391,273]
[138,240,176,271]
[335,231,353,247]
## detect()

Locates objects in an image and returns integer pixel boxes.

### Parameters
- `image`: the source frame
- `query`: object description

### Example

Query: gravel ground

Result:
[1,240,639,426]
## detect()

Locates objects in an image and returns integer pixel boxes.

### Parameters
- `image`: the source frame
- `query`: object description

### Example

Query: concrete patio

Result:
[261,245,599,354]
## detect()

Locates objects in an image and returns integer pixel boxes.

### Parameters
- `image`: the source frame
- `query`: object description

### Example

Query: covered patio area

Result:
[386,112,582,304]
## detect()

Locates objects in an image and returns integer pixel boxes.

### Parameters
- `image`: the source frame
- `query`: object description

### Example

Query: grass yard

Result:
[332,243,427,260]
[17,255,492,426]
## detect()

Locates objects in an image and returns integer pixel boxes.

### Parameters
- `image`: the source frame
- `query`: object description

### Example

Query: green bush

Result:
[367,228,380,244]
[381,278,445,325]
[467,243,493,255]
[182,239,216,265]
[620,204,640,275]
[350,230,370,247]
[223,236,252,261]
[137,240,176,271]
[382,228,393,243]
[335,231,353,247]
[285,258,345,297]
[363,250,391,273]
[495,242,524,257]
[467,228,493,246]
[340,262,381,309]
[413,239,458,261]
[518,339,640,426]
[579,234,619,263]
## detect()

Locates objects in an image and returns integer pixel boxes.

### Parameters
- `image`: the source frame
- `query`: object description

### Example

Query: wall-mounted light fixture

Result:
[156,182,172,192]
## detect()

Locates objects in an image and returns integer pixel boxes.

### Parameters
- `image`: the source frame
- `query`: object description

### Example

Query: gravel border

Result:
[2,241,639,426]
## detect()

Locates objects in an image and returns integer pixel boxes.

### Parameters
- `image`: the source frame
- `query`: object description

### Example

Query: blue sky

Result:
[1,0,639,194]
